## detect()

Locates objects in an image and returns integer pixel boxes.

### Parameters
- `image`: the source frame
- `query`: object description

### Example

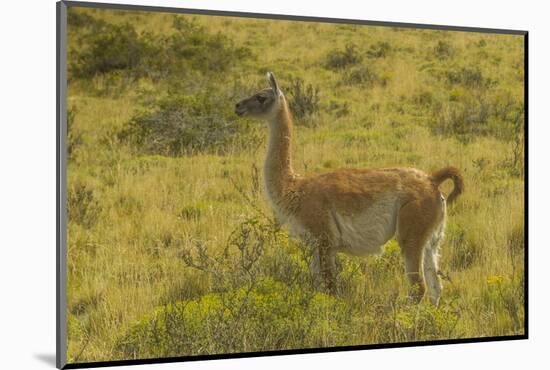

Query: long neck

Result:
[264,96,295,200]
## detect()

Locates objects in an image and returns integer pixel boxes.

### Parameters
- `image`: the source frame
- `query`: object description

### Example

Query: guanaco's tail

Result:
[431,166,464,205]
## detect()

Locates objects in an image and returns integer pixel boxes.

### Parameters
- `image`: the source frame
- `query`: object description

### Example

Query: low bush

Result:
[368,241,403,281]
[167,17,253,74]
[389,300,460,341]
[445,66,496,89]
[69,14,253,81]
[284,77,321,123]
[115,277,356,358]
[324,44,363,70]
[68,9,107,30]
[67,182,102,228]
[430,88,523,142]
[367,41,391,58]
[431,93,491,139]
[482,274,524,333]
[179,217,303,289]
[70,22,149,79]
[119,84,255,156]
[115,216,357,358]
[433,40,455,60]
[342,66,380,87]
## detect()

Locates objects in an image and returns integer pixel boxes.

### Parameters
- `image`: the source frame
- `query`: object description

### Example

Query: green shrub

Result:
[71,22,148,79]
[69,14,252,81]
[167,17,252,74]
[261,244,311,286]
[445,66,496,89]
[180,218,281,287]
[67,182,102,228]
[115,277,357,358]
[368,240,403,283]
[367,41,391,58]
[119,87,254,156]
[482,274,524,333]
[430,88,523,142]
[391,301,460,340]
[284,77,321,122]
[432,93,491,139]
[68,9,106,29]
[324,43,363,70]
[180,216,320,297]
[433,40,455,60]
[342,66,380,87]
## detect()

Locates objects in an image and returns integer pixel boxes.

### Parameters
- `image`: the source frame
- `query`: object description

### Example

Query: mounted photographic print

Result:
[56,1,528,368]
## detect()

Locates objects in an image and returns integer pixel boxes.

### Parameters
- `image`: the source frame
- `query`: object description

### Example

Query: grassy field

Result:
[65,7,525,363]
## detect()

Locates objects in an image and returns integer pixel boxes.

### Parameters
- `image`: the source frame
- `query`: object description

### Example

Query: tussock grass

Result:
[66,7,525,363]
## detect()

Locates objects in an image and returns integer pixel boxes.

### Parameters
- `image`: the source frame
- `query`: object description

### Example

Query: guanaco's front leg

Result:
[318,239,337,295]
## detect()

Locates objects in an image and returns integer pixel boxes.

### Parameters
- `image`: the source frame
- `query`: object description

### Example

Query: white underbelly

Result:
[330,196,399,256]
[270,193,400,256]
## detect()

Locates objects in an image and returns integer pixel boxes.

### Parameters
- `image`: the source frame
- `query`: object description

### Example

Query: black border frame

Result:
[56,1,529,368]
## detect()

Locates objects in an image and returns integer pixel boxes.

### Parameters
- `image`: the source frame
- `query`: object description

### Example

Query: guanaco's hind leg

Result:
[423,221,445,306]
[397,199,443,303]
[399,238,426,302]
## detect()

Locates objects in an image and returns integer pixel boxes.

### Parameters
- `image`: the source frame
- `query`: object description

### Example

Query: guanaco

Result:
[235,72,463,305]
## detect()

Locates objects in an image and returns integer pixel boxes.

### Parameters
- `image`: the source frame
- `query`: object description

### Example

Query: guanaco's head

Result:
[235,72,283,119]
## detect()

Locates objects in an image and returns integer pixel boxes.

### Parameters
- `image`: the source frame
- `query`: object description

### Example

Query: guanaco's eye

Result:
[256,95,267,104]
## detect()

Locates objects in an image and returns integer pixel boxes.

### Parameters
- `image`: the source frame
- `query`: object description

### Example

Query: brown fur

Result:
[431,166,464,205]
[235,72,463,303]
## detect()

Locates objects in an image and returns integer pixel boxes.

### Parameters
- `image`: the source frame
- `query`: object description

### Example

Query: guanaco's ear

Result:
[267,72,280,96]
